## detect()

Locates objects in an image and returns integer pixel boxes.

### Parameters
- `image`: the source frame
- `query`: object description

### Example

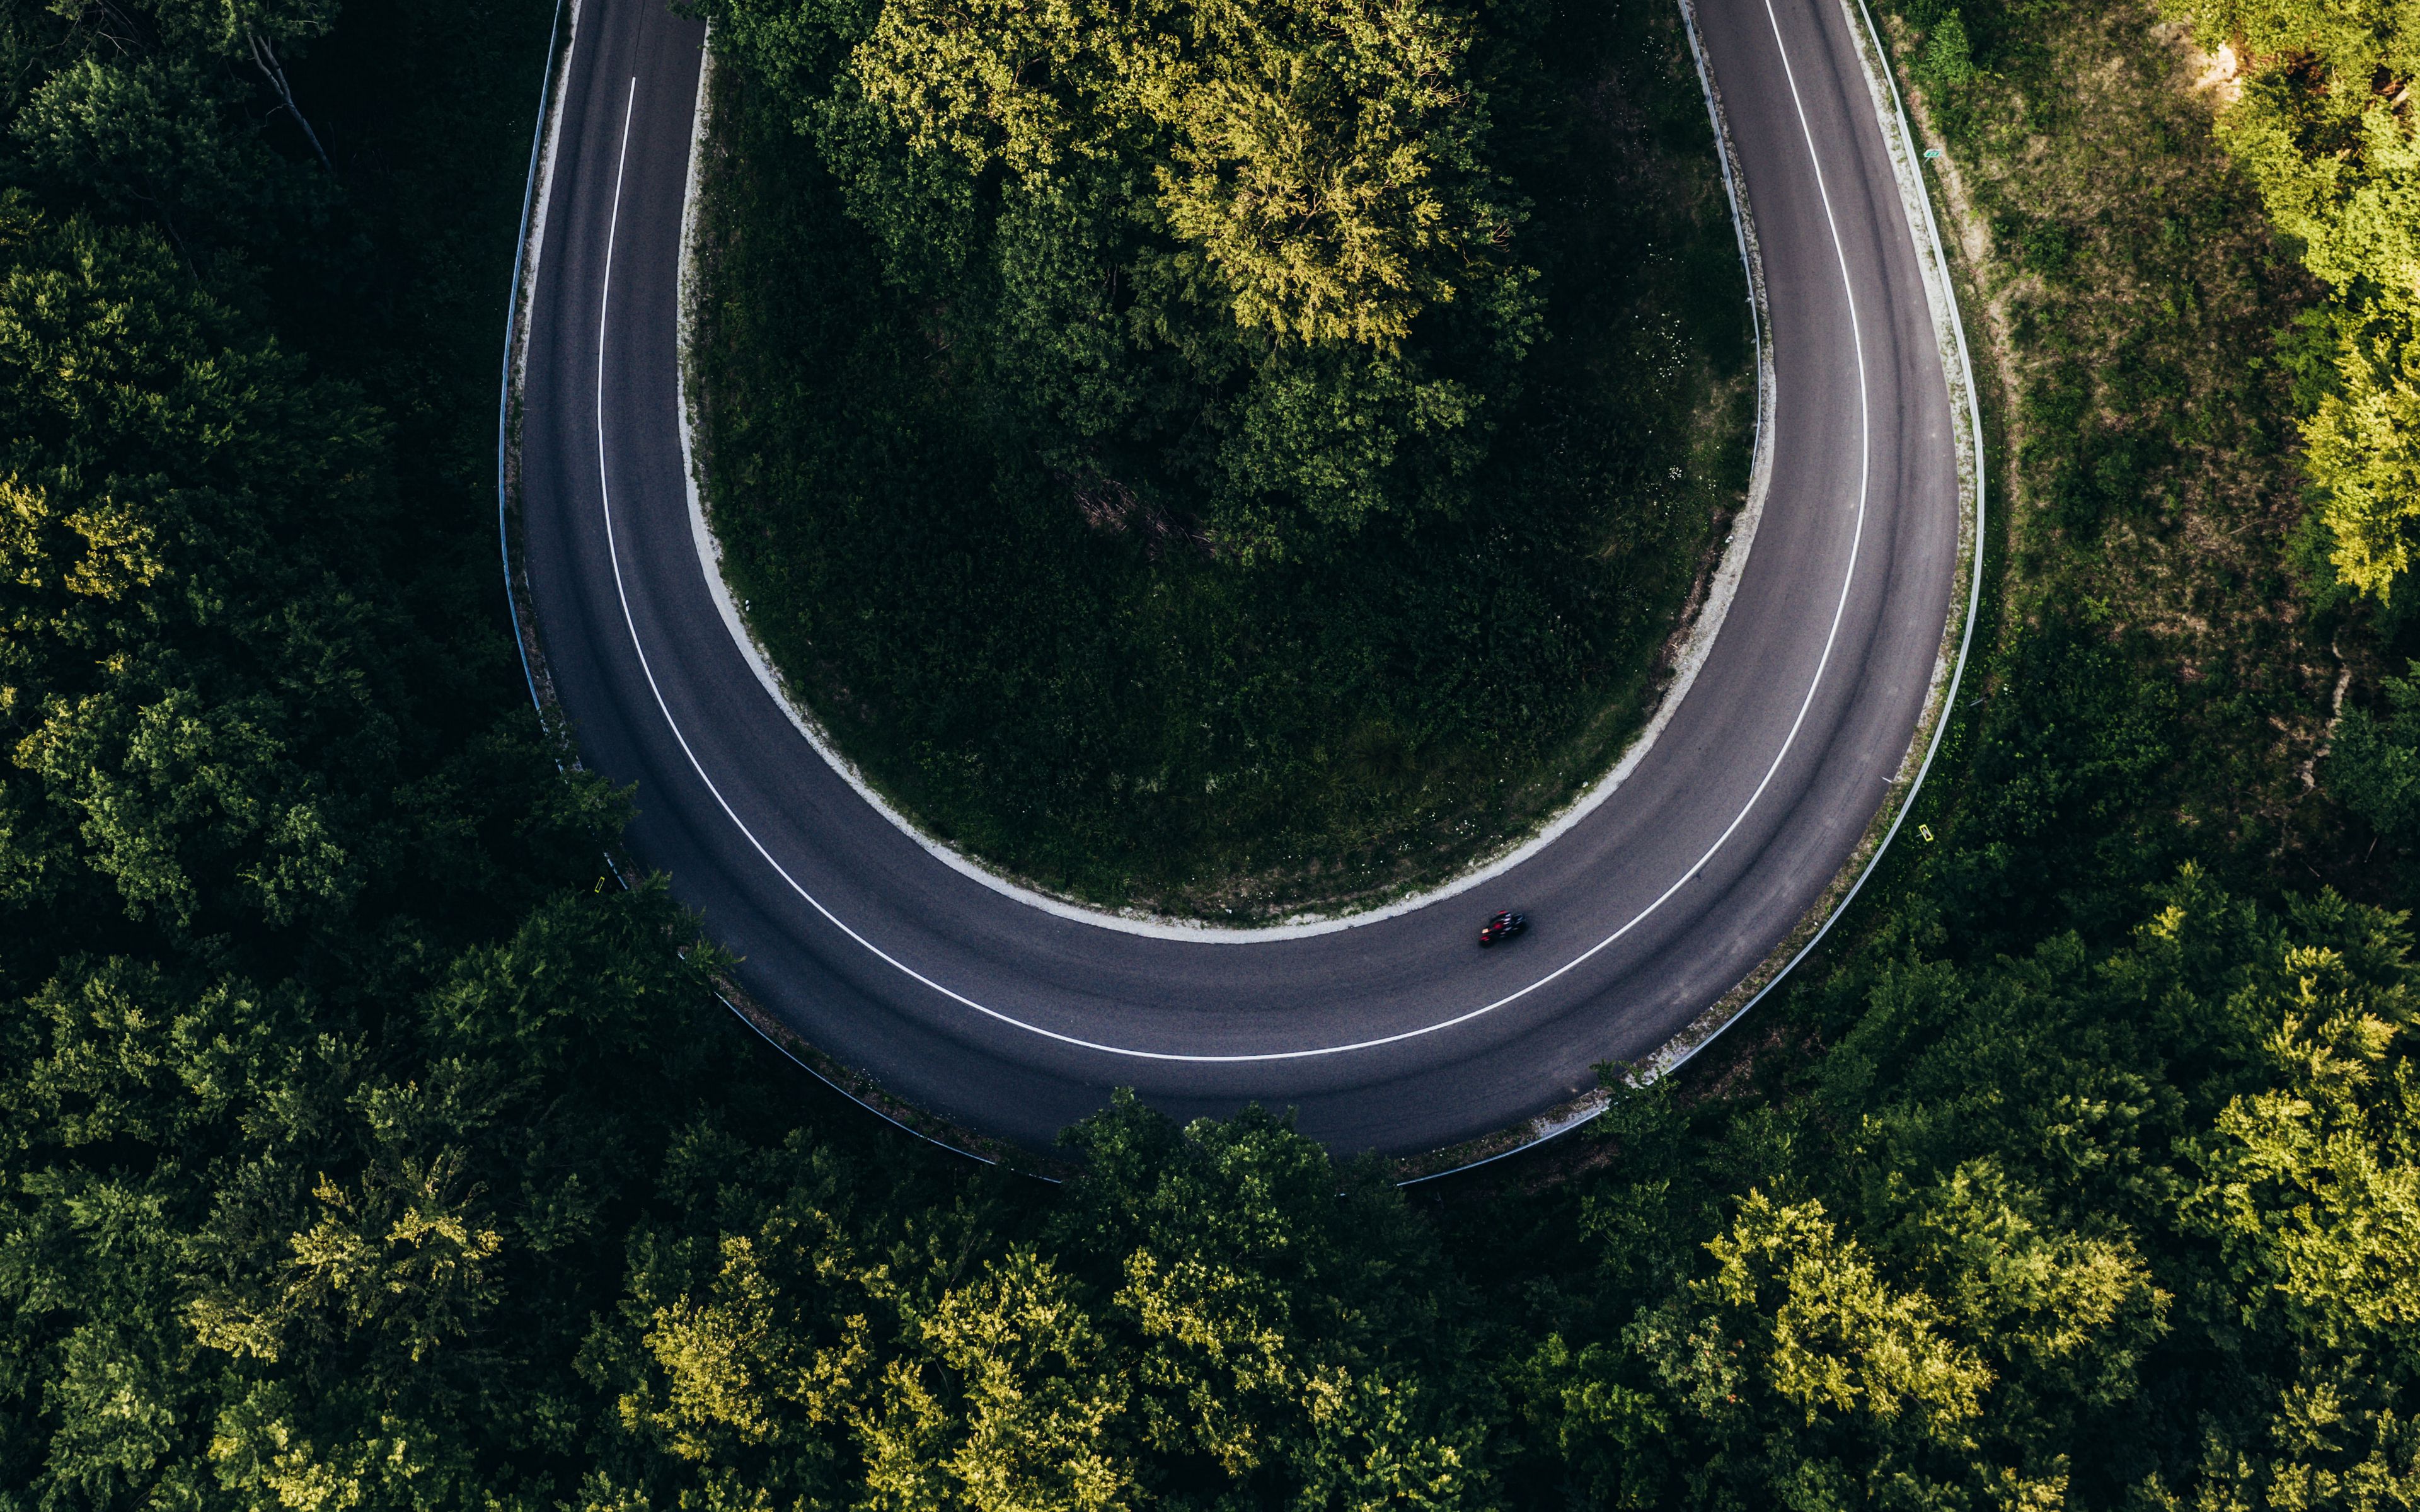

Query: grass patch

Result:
[1819,0,2344,956]
[691,0,1752,921]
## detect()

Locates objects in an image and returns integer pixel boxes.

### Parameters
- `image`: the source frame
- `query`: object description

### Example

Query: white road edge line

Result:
[1651,0,1990,1074]
[599,0,1877,1062]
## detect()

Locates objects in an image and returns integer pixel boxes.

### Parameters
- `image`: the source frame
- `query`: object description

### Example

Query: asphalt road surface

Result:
[516,0,1962,1157]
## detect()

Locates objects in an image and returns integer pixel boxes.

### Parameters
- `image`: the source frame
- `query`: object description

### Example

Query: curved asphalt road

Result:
[517,0,1960,1156]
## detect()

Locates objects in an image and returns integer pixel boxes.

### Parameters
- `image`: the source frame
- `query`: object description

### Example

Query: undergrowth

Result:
[690,0,1753,920]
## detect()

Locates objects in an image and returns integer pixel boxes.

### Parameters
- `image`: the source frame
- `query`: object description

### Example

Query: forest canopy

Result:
[1,0,2417,1508]
[707,0,1538,553]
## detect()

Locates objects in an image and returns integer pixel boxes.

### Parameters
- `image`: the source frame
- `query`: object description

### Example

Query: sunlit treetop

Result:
[851,0,1518,348]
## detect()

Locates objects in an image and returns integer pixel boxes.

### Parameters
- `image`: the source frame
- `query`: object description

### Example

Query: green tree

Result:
[2162,0,2420,595]
[2163,920,2420,1509]
[849,0,1519,349]
[6,1,343,258]
[0,199,394,948]
[585,1094,1491,1508]
[1497,870,2420,1508]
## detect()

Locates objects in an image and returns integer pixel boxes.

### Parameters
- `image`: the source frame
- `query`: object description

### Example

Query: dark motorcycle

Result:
[1478,910,1529,948]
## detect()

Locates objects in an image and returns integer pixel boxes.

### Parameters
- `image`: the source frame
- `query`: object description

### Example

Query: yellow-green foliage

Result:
[853,0,1512,349]
[2167,0,2420,594]
[1699,1193,1993,1436]
[708,0,1536,553]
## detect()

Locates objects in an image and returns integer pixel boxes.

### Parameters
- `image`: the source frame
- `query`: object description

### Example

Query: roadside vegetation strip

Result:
[687,0,1756,923]
[499,0,573,719]
[2148,1,2420,886]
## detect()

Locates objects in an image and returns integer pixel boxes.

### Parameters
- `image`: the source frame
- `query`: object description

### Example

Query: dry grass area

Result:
[1879,0,2342,912]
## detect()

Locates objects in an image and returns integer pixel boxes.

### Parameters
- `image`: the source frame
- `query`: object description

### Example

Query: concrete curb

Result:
[672,40,1780,943]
